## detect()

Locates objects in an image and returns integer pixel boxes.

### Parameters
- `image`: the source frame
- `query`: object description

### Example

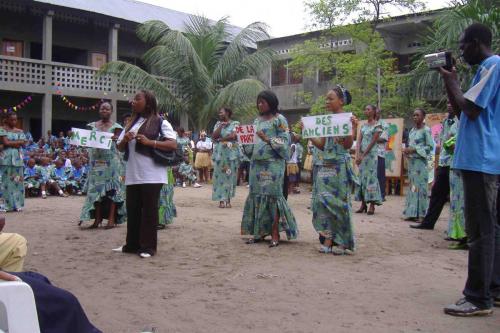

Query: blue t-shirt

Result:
[454,55,500,174]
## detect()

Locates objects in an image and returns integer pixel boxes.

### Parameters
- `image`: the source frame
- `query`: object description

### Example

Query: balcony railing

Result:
[0,55,173,100]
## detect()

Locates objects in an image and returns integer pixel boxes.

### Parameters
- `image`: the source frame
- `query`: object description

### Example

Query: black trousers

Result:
[421,166,450,228]
[377,157,386,199]
[124,183,163,255]
[461,171,500,309]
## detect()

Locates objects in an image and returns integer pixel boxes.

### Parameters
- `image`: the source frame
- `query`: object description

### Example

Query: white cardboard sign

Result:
[69,127,113,149]
[302,113,352,138]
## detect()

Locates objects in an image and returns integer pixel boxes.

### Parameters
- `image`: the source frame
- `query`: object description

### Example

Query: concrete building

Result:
[0,0,241,139]
[257,10,443,123]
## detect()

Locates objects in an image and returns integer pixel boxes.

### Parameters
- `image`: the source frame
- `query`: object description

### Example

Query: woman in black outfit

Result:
[114,90,177,258]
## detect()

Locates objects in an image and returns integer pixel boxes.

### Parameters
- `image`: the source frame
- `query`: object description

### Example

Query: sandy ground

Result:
[3,185,499,333]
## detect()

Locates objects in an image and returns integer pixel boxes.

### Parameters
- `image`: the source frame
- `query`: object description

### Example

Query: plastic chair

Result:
[0,281,40,333]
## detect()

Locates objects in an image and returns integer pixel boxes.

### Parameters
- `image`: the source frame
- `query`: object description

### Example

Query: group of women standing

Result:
[239,89,357,254]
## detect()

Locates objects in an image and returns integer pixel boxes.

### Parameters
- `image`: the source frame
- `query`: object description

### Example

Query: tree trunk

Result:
[180,111,189,130]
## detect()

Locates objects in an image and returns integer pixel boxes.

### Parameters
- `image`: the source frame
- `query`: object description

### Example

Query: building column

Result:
[42,10,54,61]
[108,23,120,122]
[42,11,54,136]
[110,99,118,123]
[108,23,120,62]
[42,94,52,139]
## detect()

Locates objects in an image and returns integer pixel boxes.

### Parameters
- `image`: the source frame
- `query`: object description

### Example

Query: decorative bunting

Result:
[55,82,103,111]
[1,95,33,113]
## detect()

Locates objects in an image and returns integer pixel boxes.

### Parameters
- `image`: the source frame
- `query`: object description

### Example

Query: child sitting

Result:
[178,156,201,188]
[50,159,71,195]
[39,158,67,198]
[68,159,87,195]
[24,158,42,197]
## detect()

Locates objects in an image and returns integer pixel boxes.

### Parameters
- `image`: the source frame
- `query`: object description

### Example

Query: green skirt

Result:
[403,157,429,219]
[79,161,126,223]
[241,159,298,240]
[212,159,238,201]
[312,158,356,250]
[0,165,24,211]
[159,168,177,226]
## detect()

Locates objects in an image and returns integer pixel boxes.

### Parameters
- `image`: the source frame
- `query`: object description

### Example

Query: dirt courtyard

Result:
[4,185,499,333]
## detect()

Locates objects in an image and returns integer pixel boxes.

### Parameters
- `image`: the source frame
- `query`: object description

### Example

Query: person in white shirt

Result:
[113,90,177,258]
[194,131,213,183]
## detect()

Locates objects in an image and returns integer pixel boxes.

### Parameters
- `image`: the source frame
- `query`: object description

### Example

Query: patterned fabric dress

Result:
[441,117,466,240]
[312,136,358,251]
[24,166,42,189]
[177,136,191,156]
[355,122,383,204]
[403,126,434,219]
[212,120,240,202]
[0,128,26,212]
[50,166,70,189]
[241,114,298,240]
[80,122,126,224]
[159,167,177,226]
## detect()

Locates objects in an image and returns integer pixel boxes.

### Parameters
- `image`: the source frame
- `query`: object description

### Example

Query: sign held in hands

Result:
[236,125,257,144]
[301,113,352,138]
[69,127,114,149]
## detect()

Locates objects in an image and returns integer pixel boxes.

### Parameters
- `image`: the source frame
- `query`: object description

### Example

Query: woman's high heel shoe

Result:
[355,206,367,213]
[86,221,101,229]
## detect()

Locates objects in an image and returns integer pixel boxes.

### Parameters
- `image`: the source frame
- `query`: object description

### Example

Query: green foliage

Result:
[99,17,275,130]
[305,0,425,28]
[289,22,406,118]
[290,0,430,121]
[409,0,500,102]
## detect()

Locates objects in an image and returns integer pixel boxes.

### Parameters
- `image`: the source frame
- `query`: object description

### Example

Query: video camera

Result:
[424,51,453,70]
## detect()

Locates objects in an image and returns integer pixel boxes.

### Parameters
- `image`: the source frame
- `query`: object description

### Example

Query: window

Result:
[271,60,287,86]
[271,60,303,86]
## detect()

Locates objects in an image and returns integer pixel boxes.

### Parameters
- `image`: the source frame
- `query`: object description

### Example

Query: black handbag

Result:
[152,118,184,166]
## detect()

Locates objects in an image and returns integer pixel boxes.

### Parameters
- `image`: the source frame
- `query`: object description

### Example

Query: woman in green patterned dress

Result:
[304,86,358,255]
[0,112,27,212]
[80,102,126,229]
[158,167,177,229]
[212,107,240,208]
[403,108,434,221]
[241,90,298,247]
[355,104,383,215]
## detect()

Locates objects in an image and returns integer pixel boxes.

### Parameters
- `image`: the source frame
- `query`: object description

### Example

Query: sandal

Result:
[219,201,225,208]
[225,201,232,208]
[86,221,101,229]
[245,238,261,244]
[319,245,332,254]
[331,246,355,256]
[269,240,279,248]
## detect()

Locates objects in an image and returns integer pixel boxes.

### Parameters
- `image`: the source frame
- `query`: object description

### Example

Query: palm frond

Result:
[136,20,172,45]
[212,22,271,85]
[212,78,266,111]
[98,61,183,114]
[225,47,276,83]
[141,32,213,98]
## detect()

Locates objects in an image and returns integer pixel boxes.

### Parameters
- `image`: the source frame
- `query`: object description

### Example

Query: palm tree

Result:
[100,16,275,130]
[409,0,499,101]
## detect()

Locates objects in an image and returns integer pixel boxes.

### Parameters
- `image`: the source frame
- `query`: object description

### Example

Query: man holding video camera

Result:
[439,23,499,317]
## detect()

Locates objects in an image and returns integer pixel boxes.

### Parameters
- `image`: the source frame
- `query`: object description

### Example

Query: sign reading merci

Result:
[301,113,352,138]
[69,127,114,149]
[236,125,257,144]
